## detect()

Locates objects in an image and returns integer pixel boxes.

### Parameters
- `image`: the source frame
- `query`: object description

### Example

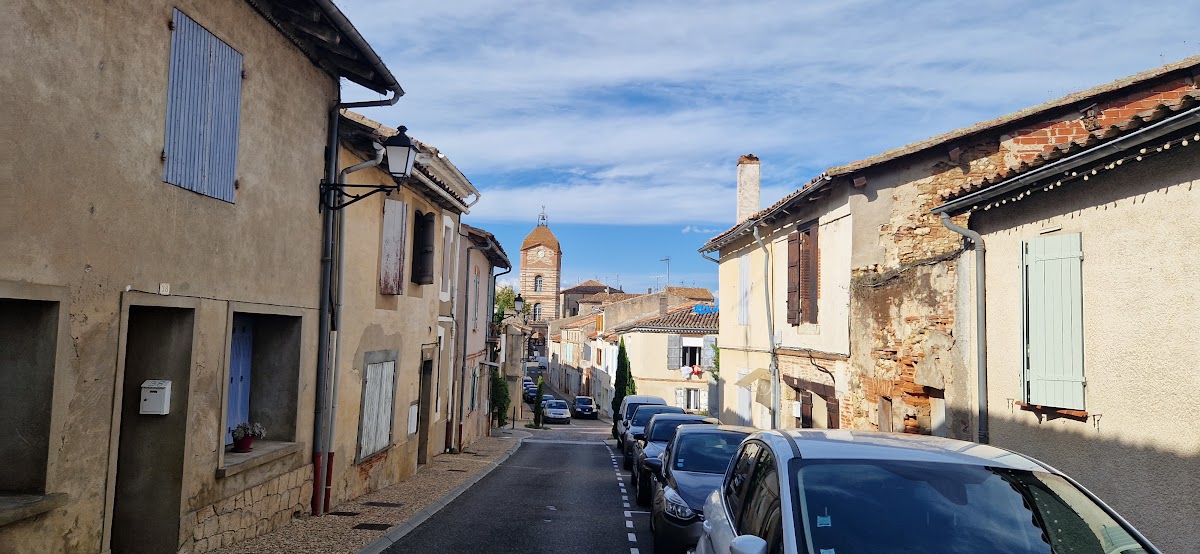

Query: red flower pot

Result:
[232,436,254,453]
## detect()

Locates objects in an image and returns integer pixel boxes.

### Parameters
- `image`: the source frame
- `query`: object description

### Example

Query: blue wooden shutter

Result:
[227,314,254,444]
[1024,233,1085,410]
[163,9,242,202]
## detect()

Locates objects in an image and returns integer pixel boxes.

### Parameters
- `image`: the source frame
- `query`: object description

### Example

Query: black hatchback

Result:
[571,396,598,419]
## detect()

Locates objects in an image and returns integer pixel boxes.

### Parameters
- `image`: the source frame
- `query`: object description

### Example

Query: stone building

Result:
[610,304,719,414]
[517,213,562,359]
[703,55,1200,551]
[560,279,624,318]
[0,1,401,552]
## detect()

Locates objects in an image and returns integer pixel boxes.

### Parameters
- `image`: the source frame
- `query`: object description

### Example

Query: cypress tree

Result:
[611,338,636,436]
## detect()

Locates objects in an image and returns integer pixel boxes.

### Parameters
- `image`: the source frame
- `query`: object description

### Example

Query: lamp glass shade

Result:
[383,129,417,179]
[513,294,525,312]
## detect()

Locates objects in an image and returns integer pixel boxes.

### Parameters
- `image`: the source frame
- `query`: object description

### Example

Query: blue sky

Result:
[336,0,1200,298]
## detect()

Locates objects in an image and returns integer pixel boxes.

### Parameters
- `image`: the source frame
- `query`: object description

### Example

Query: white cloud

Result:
[340,0,1200,225]
[681,226,721,234]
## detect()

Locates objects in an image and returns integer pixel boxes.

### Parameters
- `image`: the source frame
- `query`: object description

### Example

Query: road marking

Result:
[621,495,628,501]
[523,438,608,445]
[625,510,650,515]
[627,532,637,542]
[623,502,630,508]
[625,520,633,528]
[547,506,557,511]
[631,549,640,554]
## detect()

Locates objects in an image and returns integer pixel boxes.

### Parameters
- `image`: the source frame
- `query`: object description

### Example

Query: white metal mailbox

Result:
[140,380,172,415]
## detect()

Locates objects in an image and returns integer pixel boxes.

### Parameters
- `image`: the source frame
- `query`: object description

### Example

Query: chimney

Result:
[659,293,668,315]
[737,154,760,223]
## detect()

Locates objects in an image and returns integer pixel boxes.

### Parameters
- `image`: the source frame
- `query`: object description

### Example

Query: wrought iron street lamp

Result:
[321,126,419,211]
[382,126,418,180]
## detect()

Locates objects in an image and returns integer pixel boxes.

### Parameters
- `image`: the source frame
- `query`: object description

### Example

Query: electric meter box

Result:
[140,380,172,415]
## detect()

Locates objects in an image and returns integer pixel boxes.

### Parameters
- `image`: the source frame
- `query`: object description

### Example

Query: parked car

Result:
[543,400,571,424]
[630,414,717,505]
[645,425,754,554]
[540,394,555,409]
[621,405,684,469]
[571,396,598,419]
[522,384,538,403]
[613,394,667,440]
[694,429,1161,554]
[522,376,534,387]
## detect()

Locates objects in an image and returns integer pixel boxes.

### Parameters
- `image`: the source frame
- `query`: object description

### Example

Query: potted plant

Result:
[230,422,266,453]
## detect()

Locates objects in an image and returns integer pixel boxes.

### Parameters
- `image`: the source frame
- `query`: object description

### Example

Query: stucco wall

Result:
[972,148,1200,552]
[620,331,713,411]
[0,0,335,551]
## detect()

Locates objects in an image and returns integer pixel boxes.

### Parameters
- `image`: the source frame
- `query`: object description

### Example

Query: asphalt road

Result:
[384,417,654,553]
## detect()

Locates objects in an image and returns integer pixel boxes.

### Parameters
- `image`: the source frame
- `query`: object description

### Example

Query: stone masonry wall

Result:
[183,465,311,553]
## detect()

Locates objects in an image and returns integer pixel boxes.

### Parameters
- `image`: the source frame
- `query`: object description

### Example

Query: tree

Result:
[533,376,546,428]
[490,367,510,427]
[494,284,529,318]
[611,338,636,436]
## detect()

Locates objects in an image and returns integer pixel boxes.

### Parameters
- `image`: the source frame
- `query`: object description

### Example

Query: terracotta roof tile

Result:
[578,292,642,304]
[521,225,561,252]
[614,303,718,333]
[665,286,715,302]
[562,280,622,295]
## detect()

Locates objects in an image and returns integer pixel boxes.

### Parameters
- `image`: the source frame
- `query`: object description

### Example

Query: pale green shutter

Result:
[1023,233,1085,410]
[667,334,682,370]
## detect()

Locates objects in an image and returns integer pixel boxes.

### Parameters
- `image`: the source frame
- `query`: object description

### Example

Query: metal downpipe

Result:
[939,212,989,444]
[751,226,781,430]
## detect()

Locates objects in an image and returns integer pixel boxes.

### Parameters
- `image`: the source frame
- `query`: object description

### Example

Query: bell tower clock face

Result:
[537,249,546,259]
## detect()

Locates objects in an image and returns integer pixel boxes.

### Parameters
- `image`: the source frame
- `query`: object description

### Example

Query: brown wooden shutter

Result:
[798,228,814,324]
[805,223,819,324]
[786,231,800,325]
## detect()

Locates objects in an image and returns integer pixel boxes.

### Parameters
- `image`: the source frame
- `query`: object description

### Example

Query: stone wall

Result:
[186,466,311,553]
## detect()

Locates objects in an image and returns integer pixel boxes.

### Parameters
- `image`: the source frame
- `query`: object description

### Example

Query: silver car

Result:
[543,400,571,424]
[695,429,1160,554]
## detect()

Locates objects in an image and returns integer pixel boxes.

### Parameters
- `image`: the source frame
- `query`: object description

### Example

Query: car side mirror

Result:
[644,457,663,479]
[632,432,645,441]
[730,535,768,554]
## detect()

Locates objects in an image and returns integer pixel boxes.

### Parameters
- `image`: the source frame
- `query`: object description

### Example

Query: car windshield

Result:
[575,398,592,406]
[672,431,746,473]
[548,401,567,409]
[791,460,1147,554]
[631,406,681,426]
[648,419,704,442]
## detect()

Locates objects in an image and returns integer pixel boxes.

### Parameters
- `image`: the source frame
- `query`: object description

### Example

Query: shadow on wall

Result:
[991,411,1196,553]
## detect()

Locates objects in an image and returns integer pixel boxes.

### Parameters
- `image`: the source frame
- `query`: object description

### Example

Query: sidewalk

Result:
[210,426,530,554]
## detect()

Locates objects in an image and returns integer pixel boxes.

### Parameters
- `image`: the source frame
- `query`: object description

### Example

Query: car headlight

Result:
[663,487,695,520]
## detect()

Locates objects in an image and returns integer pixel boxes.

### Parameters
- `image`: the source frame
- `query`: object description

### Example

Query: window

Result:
[224,312,302,446]
[380,199,409,295]
[737,448,782,554]
[441,217,455,297]
[1023,233,1085,410]
[676,388,707,411]
[682,346,702,367]
[738,255,750,325]
[358,351,398,460]
[724,441,761,517]
[472,267,481,330]
[534,275,543,292]
[0,297,60,495]
[162,9,243,202]
[533,303,542,320]
[787,221,819,325]
[411,211,436,284]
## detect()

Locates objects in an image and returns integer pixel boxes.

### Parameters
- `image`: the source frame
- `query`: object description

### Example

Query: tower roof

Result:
[521,225,561,252]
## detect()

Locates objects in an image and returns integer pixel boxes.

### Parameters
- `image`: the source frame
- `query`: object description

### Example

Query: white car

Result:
[543,400,571,424]
[695,429,1160,554]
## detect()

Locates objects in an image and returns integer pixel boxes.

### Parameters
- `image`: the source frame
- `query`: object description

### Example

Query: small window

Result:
[0,298,60,495]
[162,9,243,202]
[440,218,455,296]
[472,268,481,330]
[533,303,542,320]
[682,346,702,367]
[411,211,436,285]
[224,313,302,446]
[534,275,544,292]
[469,366,479,412]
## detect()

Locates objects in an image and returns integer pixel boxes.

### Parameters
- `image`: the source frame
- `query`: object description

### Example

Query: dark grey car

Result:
[621,404,684,469]
[629,414,716,505]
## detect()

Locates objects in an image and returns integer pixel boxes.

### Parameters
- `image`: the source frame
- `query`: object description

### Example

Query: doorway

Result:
[111,306,194,554]
[417,359,433,464]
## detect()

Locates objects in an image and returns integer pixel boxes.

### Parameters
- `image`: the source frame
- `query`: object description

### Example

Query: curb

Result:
[356,430,529,554]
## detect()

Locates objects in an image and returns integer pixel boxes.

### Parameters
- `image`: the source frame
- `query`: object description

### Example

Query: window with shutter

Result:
[163,10,243,202]
[359,356,397,460]
[790,221,819,325]
[787,232,801,324]
[441,218,455,296]
[738,255,750,325]
[667,334,682,370]
[380,199,408,295]
[411,211,436,284]
[1023,233,1085,410]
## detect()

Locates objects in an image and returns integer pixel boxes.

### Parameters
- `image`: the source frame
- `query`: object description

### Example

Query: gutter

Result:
[414,171,470,214]
[938,213,988,444]
[310,0,403,96]
[933,103,1200,216]
[750,225,781,430]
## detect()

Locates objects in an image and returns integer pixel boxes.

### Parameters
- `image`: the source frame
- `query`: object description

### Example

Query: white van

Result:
[614,395,667,444]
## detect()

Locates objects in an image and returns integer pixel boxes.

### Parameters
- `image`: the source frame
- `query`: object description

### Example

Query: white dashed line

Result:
[631,549,640,554]
[627,532,637,542]
[623,502,630,508]
[625,520,634,529]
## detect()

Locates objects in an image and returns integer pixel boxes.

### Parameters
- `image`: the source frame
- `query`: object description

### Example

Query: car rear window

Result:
[575,397,593,405]
[648,418,710,441]
[631,406,683,426]
[673,430,747,473]
[548,401,567,409]
[791,460,1147,553]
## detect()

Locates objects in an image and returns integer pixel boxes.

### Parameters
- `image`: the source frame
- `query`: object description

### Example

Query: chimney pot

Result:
[737,154,761,223]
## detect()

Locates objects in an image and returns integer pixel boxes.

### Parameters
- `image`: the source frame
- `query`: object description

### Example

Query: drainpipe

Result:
[314,86,401,517]
[939,212,988,444]
[751,226,781,430]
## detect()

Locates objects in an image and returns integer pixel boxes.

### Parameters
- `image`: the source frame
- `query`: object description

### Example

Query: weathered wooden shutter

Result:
[699,388,709,413]
[799,225,819,324]
[411,212,436,284]
[675,388,685,408]
[359,360,396,458]
[1024,233,1085,410]
[701,336,716,369]
[380,199,409,295]
[226,314,254,444]
[787,232,800,324]
[163,9,242,202]
[667,334,682,370]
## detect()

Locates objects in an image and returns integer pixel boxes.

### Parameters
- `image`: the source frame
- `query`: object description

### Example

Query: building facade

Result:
[518,215,562,325]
